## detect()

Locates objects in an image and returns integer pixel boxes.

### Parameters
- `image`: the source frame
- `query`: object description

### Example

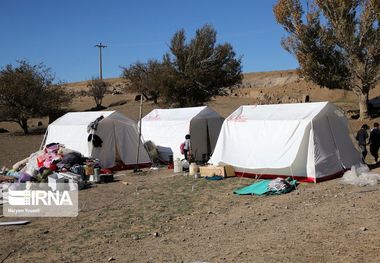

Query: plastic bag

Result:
[342,165,380,186]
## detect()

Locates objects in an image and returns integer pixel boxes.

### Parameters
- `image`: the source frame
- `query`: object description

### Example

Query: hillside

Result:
[64,70,300,90]
[1,69,379,136]
[0,69,375,133]
[65,70,380,113]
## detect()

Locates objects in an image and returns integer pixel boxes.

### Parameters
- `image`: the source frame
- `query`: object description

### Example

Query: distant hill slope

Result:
[64,77,124,90]
[64,71,301,90]
[64,70,380,112]
[241,70,299,89]
[2,69,379,134]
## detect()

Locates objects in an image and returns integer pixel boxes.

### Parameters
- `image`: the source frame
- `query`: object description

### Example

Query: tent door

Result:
[114,139,123,164]
[205,124,212,162]
[190,119,209,162]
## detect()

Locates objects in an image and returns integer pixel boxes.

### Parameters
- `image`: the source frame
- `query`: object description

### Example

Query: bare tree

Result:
[87,77,108,108]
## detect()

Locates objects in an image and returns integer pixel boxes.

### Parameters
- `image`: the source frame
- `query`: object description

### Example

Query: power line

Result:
[94,42,107,80]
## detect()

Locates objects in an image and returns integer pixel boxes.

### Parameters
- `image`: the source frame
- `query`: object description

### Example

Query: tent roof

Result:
[50,111,134,126]
[228,102,330,121]
[143,106,221,121]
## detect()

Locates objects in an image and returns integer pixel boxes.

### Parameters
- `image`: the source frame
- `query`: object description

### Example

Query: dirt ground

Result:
[1,80,380,262]
[2,168,380,263]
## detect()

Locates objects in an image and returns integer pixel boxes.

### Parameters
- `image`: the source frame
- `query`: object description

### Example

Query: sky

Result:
[0,0,299,83]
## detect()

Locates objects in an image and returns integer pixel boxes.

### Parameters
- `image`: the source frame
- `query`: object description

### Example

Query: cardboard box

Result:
[224,165,235,177]
[199,165,235,178]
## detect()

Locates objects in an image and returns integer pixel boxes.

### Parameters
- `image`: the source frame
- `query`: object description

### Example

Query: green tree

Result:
[0,60,72,134]
[122,25,243,107]
[122,59,164,104]
[273,0,380,119]
[164,25,243,106]
[87,77,108,108]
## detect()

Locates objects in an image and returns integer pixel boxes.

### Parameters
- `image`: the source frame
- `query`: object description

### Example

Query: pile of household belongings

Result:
[234,177,297,196]
[0,142,114,190]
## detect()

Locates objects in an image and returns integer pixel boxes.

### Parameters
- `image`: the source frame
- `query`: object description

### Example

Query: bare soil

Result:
[1,71,380,263]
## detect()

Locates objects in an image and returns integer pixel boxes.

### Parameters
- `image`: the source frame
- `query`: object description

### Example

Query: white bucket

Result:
[182,159,189,170]
[174,158,183,173]
[189,163,198,176]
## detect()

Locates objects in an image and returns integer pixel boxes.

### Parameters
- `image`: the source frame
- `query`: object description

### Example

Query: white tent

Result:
[141,106,224,162]
[45,111,151,168]
[209,102,362,182]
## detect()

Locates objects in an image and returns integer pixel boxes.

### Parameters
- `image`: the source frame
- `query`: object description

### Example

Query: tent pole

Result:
[134,94,143,173]
[39,128,48,151]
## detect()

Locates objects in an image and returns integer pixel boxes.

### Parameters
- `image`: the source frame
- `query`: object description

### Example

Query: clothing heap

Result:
[267,177,293,192]
[2,143,112,188]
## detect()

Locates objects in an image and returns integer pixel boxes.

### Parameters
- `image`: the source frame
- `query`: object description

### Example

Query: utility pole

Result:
[94,42,107,80]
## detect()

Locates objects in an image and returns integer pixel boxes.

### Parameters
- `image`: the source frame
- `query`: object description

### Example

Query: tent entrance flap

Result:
[190,119,210,161]
[114,127,122,163]
[312,115,347,178]
[190,117,224,162]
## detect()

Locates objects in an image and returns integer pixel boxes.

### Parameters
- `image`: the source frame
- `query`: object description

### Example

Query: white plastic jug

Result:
[174,158,183,173]
[182,159,189,170]
[189,163,198,176]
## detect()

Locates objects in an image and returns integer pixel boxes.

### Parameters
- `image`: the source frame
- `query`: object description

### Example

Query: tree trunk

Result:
[142,93,150,101]
[19,118,29,135]
[95,97,102,108]
[358,92,369,120]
